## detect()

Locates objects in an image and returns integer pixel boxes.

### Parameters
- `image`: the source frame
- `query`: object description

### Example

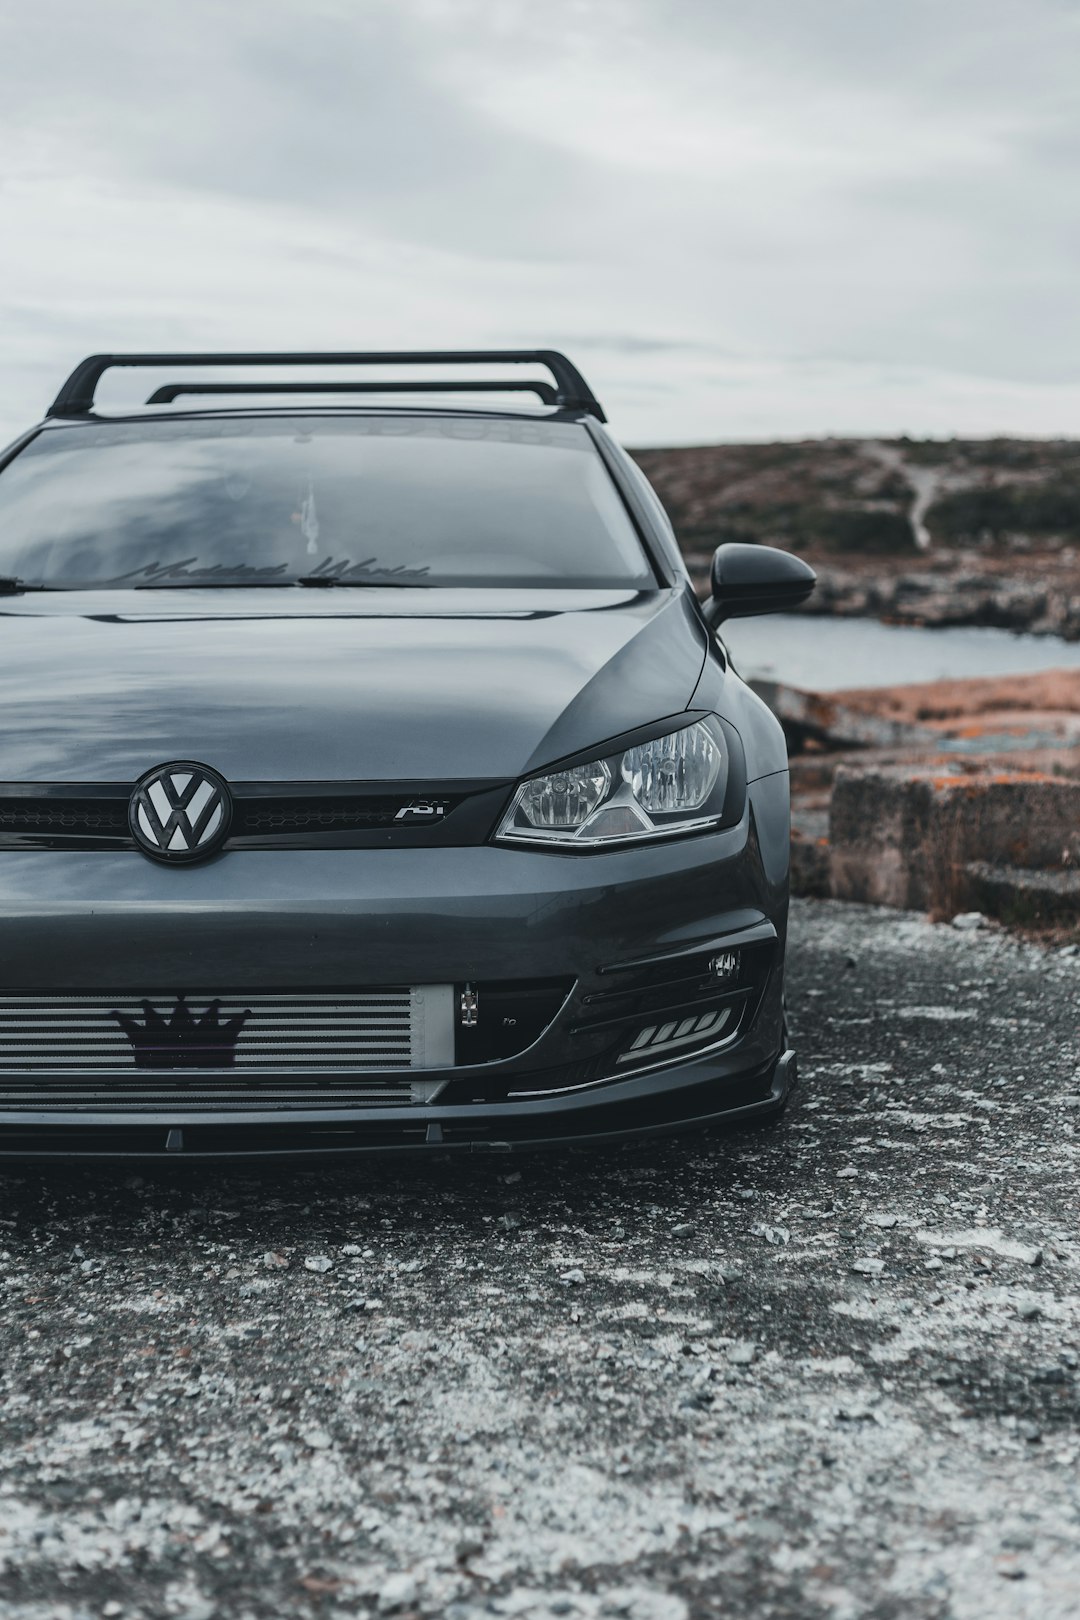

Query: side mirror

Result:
[702,542,816,626]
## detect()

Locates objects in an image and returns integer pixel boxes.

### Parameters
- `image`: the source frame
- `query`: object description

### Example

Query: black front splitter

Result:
[0,1052,795,1161]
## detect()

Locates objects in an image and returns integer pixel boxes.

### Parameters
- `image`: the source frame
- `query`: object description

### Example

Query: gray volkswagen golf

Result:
[0,350,814,1158]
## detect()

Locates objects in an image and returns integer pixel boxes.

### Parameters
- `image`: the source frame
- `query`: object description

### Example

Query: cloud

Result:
[1,0,1078,443]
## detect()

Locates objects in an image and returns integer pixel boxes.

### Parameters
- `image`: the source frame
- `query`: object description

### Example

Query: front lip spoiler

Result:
[0,1052,796,1159]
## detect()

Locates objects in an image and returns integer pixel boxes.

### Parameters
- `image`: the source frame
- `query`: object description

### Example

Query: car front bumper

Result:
[0,780,792,1157]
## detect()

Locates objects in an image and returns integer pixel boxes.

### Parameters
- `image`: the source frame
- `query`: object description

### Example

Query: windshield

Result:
[0,416,654,589]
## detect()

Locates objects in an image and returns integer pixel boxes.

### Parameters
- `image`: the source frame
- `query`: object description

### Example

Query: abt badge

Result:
[394,799,447,823]
[129,762,232,863]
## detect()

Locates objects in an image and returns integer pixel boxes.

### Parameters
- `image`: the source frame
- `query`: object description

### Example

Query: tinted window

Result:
[0,416,653,589]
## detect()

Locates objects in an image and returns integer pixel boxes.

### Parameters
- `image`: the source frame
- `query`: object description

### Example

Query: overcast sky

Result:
[2,0,1078,445]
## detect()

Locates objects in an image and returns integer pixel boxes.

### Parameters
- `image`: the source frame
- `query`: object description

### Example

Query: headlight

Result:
[495,717,732,848]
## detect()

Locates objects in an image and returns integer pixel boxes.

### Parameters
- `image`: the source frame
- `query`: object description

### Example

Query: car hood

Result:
[0,587,708,782]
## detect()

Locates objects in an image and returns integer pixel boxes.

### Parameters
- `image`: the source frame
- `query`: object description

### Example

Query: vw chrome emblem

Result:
[129,762,232,864]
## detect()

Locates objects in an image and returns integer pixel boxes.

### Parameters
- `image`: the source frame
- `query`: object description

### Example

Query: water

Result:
[721,614,1080,692]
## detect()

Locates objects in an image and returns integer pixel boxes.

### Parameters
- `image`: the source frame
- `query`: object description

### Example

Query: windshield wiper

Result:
[297,556,432,588]
[2,576,425,592]
[0,570,431,592]
[103,559,296,590]
[296,575,429,588]
[0,577,56,594]
[131,580,297,589]
[128,577,428,589]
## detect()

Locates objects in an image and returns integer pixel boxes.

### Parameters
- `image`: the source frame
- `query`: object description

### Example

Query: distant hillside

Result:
[629,438,1080,561]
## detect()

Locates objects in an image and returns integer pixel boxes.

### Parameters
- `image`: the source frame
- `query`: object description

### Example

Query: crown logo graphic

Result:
[111,995,252,1070]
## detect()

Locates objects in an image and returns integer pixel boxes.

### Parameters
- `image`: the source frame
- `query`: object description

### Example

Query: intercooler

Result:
[0,986,456,1108]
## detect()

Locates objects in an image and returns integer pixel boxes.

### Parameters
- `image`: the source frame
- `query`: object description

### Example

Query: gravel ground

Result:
[1,899,1079,1620]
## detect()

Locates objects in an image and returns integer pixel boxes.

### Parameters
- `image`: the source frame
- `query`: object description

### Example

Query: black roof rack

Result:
[47,350,605,421]
[144,378,558,406]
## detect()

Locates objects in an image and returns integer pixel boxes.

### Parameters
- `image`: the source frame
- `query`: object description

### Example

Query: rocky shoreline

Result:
[798,551,1080,641]
[683,548,1080,641]
[632,434,1080,642]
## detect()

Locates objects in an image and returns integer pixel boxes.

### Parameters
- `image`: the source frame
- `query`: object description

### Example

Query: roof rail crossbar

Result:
[145,378,558,406]
[47,350,605,421]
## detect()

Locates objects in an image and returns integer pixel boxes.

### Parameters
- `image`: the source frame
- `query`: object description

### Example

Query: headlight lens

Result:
[517,759,611,830]
[622,725,722,813]
[496,717,730,847]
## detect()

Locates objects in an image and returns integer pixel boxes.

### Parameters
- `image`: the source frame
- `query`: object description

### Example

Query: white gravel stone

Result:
[726,1341,758,1366]
[378,1572,419,1612]
[301,1427,333,1449]
[5,899,1079,1620]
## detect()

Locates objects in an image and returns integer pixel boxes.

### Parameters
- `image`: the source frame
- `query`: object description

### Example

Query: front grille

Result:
[0,987,455,1109]
[235,799,404,833]
[232,796,455,835]
[0,786,465,848]
[0,800,128,835]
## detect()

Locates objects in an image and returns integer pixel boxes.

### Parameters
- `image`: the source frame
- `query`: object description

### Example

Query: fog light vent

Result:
[617,1004,733,1064]
[709,951,739,980]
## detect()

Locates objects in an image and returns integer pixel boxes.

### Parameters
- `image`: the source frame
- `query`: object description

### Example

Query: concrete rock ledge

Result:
[751,679,936,751]
[964,860,1080,930]
[775,672,1080,936]
[828,763,1080,917]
